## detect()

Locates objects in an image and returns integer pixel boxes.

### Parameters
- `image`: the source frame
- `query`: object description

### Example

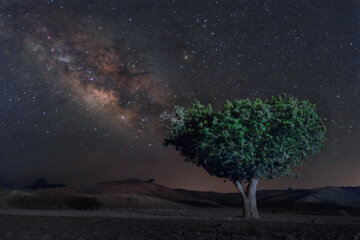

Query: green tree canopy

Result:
[162,94,326,182]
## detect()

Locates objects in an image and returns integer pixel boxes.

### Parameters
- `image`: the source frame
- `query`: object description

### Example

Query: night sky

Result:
[0,0,359,192]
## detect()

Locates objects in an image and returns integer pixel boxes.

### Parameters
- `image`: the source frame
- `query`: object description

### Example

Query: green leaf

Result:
[162,94,326,182]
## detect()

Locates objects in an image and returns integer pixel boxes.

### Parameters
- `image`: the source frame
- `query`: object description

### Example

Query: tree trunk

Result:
[235,178,260,219]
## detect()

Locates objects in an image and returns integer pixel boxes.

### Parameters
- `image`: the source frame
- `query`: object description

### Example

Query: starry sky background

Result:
[0,0,359,192]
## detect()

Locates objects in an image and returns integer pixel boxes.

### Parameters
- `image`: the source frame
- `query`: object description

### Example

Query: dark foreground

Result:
[0,209,359,240]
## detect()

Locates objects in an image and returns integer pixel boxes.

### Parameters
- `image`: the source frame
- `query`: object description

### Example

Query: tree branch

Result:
[235,180,247,199]
[240,180,249,195]
[249,177,259,196]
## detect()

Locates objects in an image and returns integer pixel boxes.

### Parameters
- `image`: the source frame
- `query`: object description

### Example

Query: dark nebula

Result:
[0,0,359,192]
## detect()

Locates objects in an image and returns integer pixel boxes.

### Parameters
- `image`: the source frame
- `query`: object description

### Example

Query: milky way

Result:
[21,13,170,135]
[0,0,359,191]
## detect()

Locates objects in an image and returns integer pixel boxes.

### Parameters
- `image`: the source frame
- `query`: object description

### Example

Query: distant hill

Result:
[25,178,66,190]
[79,179,360,212]
[1,179,360,215]
[79,179,223,207]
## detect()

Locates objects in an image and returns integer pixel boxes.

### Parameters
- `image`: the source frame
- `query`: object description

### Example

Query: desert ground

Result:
[0,208,359,240]
[0,180,360,239]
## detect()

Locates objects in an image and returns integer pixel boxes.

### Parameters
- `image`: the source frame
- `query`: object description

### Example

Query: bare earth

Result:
[0,209,359,240]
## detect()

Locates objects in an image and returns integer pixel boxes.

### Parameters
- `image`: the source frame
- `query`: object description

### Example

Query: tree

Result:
[147,178,155,183]
[34,178,48,189]
[161,94,326,218]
